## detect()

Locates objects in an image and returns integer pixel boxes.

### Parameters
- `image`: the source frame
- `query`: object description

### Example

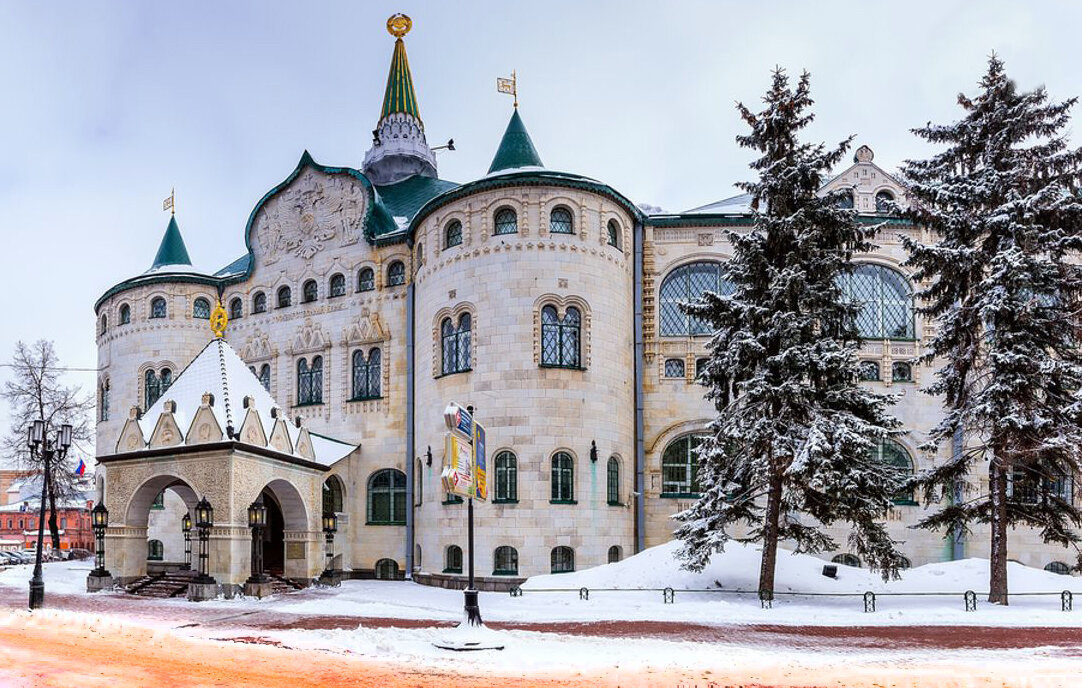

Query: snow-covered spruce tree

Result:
[674,69,906,600]
[901,55,1082,605]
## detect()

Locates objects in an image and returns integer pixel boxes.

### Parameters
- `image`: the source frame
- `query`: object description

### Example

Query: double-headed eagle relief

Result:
[254,168,367,264]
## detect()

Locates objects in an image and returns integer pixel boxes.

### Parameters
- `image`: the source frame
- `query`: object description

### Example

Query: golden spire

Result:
[387,13,411,38]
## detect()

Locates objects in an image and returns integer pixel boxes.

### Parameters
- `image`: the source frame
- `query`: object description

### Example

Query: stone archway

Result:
[112,475,200,581]
[253,478,311,580]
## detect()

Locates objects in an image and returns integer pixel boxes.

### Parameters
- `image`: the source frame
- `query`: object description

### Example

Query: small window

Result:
[387,261,406,286]
[444,545,463,573]
[549,206,573,234]
[258,364,270,392]
[607,219,621,248]
[551,546,575,574]
[119,303,131,325]
[150,297,167,319]
[374,558,399,580]
[892,361,912,382]
[606,457,620,505]
[99,314,107,335]
[836,190,855,209]
[494,546,519,575]
[151,491,165,510]
[416,242,424,264]
[1045,561,1072,575]
[607,545,622,564]
[99,379,110,422]
[193,297,211,319]
[876,190,895,213]
[277,286,292,308]
[551,451,574,502]
[859,360,881,381]
[229,297,243,320]
[664,358,685,378]
[444,220,463,249]
[302,280,318,303]
[695,358,708,381]
[358,267,375,292]
[494,450,518,502]
[253,291,267,314]
[494,207,518,235]
[831,553,862,568]
[147,539,164,561]
[329,273,346,297]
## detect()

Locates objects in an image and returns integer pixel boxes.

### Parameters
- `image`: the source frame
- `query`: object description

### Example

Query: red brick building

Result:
[0,496,95,554]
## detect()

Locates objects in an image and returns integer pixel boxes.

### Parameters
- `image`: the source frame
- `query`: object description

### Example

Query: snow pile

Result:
[0,560,95,595]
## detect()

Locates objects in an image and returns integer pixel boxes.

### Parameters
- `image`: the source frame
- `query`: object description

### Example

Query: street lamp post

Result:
[90,503,110,576]
[181,512,192,570]
[26,420,72,610]
[321,512,337,582]
[193,497,214,584]
[246,497,268,585]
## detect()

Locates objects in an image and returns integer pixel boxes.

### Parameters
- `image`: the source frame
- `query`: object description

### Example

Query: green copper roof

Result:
[375,175,459,221]
[150,215,192,269]
[380,38,421,122]
[488,110,544,174]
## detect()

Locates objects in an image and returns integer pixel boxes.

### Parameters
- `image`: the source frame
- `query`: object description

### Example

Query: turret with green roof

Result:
[488,109,544,174]
[149,215,193,272]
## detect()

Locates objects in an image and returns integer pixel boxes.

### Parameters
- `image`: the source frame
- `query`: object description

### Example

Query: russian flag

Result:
[75,458,86,477]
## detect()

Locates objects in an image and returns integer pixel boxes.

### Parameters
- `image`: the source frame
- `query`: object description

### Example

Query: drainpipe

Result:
[634,218,646,554]
[405,280,416,579]
[950,426,964,561]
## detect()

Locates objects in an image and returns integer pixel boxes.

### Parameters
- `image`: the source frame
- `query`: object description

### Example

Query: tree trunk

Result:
[988,459,1009,605]
[758,468,784,603]
[47,472,61,553]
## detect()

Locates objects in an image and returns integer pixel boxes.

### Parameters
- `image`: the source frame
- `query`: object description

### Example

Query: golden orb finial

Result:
[210,300,228,339]
[387,13,412,38]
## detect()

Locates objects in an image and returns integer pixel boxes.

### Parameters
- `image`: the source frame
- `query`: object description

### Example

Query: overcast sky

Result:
[0,1,1079,460]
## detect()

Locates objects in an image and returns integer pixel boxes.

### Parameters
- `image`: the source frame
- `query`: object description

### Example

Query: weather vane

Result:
[387,13,411,38]
[163,188,175,216]
[497,70,518,108]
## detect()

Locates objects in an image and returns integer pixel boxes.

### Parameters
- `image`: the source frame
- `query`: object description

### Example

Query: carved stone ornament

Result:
[344,309,389,346]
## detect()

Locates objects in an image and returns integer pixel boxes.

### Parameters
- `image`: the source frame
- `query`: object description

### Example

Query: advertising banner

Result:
[473,421,487,501]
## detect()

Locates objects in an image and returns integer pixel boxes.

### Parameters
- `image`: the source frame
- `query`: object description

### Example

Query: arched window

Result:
[192,298,211,319]
[549,206,573,234]
[329,273,346,298]
[831,553,862,568]
[302,279,318,303]
[160,368,172,393]
[374,558,399,580]
[440,314,471,375]
[119,303,131,325]
[1045,561,1071,575]
[551,451,575,502]
[872,438,915,505]
[607,545,622,564]
[358,267,375,292]
[892,361,913,382]
[494,450,517,502]
[297,356,323,405]
[145,369,161,409]
[277,286,292,308]
[444,220,463,249]
[607,457,621,505]
[323,475,345,514]
[387,261,406,287]
[352,348,382,400]
[99,314,107,335]
[695,358,708,381]
[607,219,621,248]
[540,305,582,368]
[659,262,734,336]
[229,297,243,320]
[444,545,463,573]
[258,364,270,391]
[99,379,110,422]
[664,359,685,378]
[416,242,424,264]
[875,190,895,213]
[551,546,575,574]
[252,291,267,314]
[859,361,881,381]
[839,264,915,340]
[494,207,517,235]
[836,190,855,209]
[367,469,407,524]
[662,435,705,495]
[150,297,167,319]
[494,546,518,575]
[147,539,164,561]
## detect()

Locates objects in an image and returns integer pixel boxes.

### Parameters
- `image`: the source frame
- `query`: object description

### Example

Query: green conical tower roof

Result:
[488,110,544,174]
[380,37,421,122]
[150,215,192,270]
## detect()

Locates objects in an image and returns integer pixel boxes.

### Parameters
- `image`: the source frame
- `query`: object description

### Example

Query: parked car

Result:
[66,549,92,560]
[0,552,18,565]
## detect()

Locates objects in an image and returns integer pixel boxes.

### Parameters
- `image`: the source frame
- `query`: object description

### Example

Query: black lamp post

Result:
[193,497,214,584]
[322,511,337,577]
[246,497,268,585]
[26,420,72,610]
[90,502,110,577]
[181,512,192,570]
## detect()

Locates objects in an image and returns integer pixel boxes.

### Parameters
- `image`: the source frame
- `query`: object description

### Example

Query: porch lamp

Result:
[193,497,214,584]
[90,502,110,578]
[246,496,268,585]
[26,420,73,610]
[181,512,192,570]
[322,511,338,577]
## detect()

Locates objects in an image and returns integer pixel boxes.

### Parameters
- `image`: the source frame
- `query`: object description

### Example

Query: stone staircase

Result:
[126,569,197,598]
[264,572,305,595]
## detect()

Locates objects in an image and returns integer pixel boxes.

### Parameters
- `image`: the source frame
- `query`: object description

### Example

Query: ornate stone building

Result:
[92,17,1078,592]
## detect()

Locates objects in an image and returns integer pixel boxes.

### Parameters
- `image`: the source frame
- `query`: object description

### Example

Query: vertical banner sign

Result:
[442,403,478,498]
[473,421,487,501]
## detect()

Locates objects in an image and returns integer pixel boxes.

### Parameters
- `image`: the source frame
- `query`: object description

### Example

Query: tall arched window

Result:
[150,297,167,319]
[540,305,582,368]
[444,220,463,249]
[99,314,107,335]
[367,469,406,524]
[549,206,573,234]
[99,379,110,422]
[252,291,267,313]
[277,286,292,308]
[659,262,734,336]
[147,539,164,561]
[494,546,518,575]
[607,457,620,505]
[662,435,705,495]
[144,369,161,409]
[357,267,375,292]
[875,190,895,213]
[160,368,172,394]
[441,314,471,375]
[229,297,243,320]
[551,451,575,502]
[494,207,517,235]
[297,356,323,405]
[323,475,345,514]
[551,546,575,574]
[839,264,915,339]
[119,303,131,325]
[302,279,318,303]
[192,298,211,319]
[607,219,621,248]
[872,438,915,505]
[352,348,382,400]
[329,273,346,297]
[387,261,406,286]
[444,545,463,573]
[607,545,622,563]
[258,364,270,391]
[494,450,517,502]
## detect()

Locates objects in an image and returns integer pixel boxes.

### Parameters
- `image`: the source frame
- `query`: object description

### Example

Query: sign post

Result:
[440,402,487,627]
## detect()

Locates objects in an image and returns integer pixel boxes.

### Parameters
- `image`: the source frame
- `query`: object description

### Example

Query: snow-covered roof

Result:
[684,193,755,215]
